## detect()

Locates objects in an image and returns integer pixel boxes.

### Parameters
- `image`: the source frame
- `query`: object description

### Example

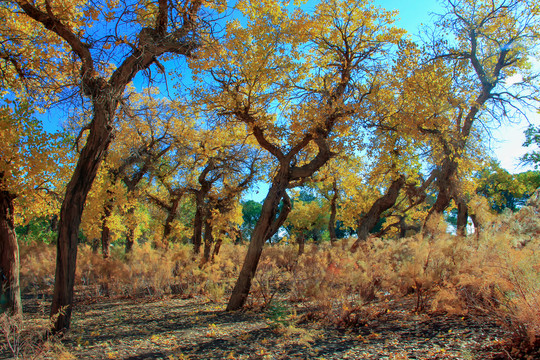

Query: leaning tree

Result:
[193,0,405,310]
[419,0,540,232]
[8,0,209,333]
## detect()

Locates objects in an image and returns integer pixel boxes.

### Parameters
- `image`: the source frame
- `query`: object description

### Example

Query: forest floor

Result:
[1,294,516,360]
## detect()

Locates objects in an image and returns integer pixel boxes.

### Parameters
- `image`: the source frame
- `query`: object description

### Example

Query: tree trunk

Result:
[456,201,468,237]
[192,193,204,254]
[100,205,112,259]
[91,239,99,254]
[235,228,244,245]
[100,191,115,258]
[202,220,213,265]
[328,179,338,245]
[227,178,291,311]
[0,188,22,317]
[470,214,481,243]
[50,105,114,334]
[398,216,421,238]
[50,214,58,232]
[162,198,180,247]
[124,207,136,253]
[125,227,135,253]
[212,236,222,262]
[424,160,458,228]
[297,231,305,256]
[100,223,111,259]
[351,176,405,252]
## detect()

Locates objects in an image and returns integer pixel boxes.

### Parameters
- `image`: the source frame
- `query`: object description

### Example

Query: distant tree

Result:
[240,200,262,242]
[285,191,328,255]
[477,161,540,212]
[521,124,540,169]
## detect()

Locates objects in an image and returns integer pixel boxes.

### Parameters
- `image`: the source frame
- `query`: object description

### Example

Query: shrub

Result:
[0,312,74,359]
[19,242,55,295]
[16,206,539,353]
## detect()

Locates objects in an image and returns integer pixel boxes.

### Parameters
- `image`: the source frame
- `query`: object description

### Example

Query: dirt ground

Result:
[1,294,517,360]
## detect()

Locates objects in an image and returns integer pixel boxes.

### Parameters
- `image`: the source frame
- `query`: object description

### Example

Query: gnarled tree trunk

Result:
[351,175,405,252]
[424,160,457,229]
[162,198,180,247]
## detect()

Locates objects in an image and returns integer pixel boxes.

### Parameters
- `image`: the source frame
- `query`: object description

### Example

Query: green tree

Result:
[241,200,263,241]
[522,124,540,169]
[477,161,540,212]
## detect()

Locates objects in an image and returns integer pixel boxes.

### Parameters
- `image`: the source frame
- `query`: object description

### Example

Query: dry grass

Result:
[15,202,540,355]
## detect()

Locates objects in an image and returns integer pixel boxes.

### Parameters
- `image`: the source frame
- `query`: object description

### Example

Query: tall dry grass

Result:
[16,200,539,350]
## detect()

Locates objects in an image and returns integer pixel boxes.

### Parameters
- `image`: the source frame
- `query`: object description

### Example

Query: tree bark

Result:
[297,231,305,256]
[125,207,136,253]
[191,161,218,254]
[91,239,99,254]
[456,200,468,237]
[423,160,457,231]
[226,177,291,311]
[0,188,22,317]
[100,223,111,258]
[398,216,421,238]
[235,228,244,245]
[470,214,481,243]
[202,220,213,265]
[192,193,204,254]
[100,200,113,259]
[125,227,135,253]
[351,175,405,252]
[328,179,338,245]
[162,198,180,247]
[212,235,222,261]
[50,214,58,232]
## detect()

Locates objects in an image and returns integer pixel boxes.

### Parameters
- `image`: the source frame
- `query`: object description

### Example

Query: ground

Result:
[1,294,514,359]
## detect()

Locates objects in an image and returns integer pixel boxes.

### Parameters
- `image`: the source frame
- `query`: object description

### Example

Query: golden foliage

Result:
[0,104,65,223]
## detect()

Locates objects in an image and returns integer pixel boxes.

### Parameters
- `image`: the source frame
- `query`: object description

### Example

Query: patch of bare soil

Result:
[1,295,514,359]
